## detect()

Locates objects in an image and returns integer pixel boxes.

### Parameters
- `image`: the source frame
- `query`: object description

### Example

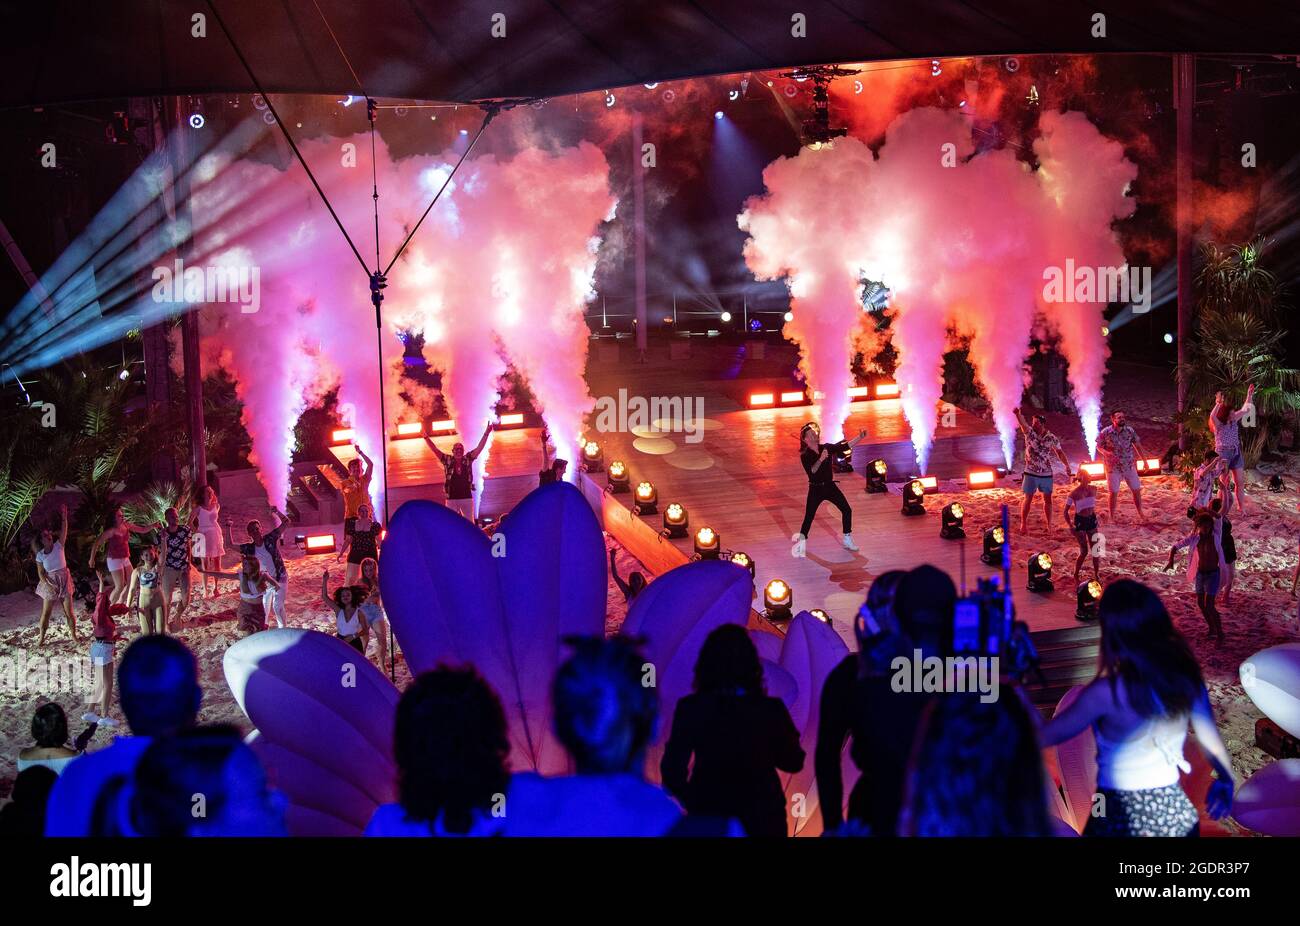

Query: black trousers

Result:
[800,482,852,536]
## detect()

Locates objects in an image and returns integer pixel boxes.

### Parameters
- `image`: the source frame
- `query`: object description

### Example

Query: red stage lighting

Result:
[874,382,900,398]
[1135,458,1162,475]
[847,385,870,400]
[393,421,424,439]
[429,419,457,435]
[330,428,355,445]
[916,475,939,494]
[779,390,806,404]
[967,469,997,488]
[748,393,775,408]
[1079,461,1106,479]
[496,413,525,428]
[303,533,336,554]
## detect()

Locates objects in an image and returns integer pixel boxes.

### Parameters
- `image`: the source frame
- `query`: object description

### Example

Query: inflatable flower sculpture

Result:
[224,482,850,836]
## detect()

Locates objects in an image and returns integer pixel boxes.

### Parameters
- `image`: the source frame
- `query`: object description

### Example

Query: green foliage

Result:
[121,479,195,530]
[1179,237,1300,470]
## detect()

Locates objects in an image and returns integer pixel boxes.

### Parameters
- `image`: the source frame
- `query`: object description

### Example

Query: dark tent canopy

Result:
[3,1,1299,108]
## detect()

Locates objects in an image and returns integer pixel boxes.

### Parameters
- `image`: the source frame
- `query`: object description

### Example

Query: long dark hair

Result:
[901,693,1051,837]
[1097,579,1203,719]
[692,623,764,695]
[394,666,511,834]
[32,702,69,747]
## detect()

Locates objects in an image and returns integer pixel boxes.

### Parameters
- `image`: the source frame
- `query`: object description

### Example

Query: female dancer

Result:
[32,504,79,646]
[1063,469,1102,585]
[194,485,226,598]
[1040,580,1234,836]
[88,507,157,606]
[358,558,388,668]
[793,422,867,556]
[159,506,194,629]
[1209,385,1254,515]
[126,545,166,635]
[197,556,278,636]
[322,569,368,654]
[338,502,382,586]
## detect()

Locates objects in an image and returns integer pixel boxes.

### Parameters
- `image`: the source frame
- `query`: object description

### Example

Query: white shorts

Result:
[263,582,286,622]
[1107,464,1141,493]
[106,556,130,574]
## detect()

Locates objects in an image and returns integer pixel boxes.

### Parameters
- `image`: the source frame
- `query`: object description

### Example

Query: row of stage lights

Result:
[328,413,530,445]
[748,380,900,408]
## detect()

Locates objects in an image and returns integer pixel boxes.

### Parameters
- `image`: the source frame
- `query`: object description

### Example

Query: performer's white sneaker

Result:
[791,533,807,558]
[842,533,859,552]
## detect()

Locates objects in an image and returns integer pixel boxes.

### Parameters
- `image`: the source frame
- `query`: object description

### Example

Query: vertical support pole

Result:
[631,114,648,357]
[1174,54,1196,450]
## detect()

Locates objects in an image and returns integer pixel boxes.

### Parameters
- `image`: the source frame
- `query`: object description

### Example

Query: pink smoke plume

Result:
[190,124,612,514]
[739,106,1135,471]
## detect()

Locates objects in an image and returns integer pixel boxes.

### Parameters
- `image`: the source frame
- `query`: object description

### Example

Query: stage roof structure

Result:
[3,1,1300,108]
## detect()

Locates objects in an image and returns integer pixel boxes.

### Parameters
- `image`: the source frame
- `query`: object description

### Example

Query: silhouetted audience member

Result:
[96,725,285,836]
[17,703,81,775]
[660,624,804,836]
[366,666,512,836]
[899,692,1052,836]
[815,565,954,835]
[504,636,681,836]
[45,635,201,836]
[0,766,59,836]
[609,547,647,602]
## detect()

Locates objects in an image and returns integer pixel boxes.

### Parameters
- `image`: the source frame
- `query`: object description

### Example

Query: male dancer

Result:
[224,506,289,628]
[425,424,492,519]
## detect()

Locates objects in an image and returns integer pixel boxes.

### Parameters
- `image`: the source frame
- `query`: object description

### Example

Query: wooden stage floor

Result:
[346,399,1082,644]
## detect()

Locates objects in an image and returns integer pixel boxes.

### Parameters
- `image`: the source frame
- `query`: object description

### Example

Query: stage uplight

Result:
[330,428,355,445]
[779,390,805,404]
[303,533,336,554]
[729,550,756,577]
[429,419,457,435]
[393,421,424,439]
[809,608,832,625]
[495,413,525,427]
[694,526,720,559]
[915,475,939,494]
[866,459,887,493]
[901,479,925,515]
[764,579,793,621]
[662,503,688,538]
[967,469,996,489]
[874,382,900,398]
[607,460,629,493]
[581,440,604,473]
[1135,458,1162,475]
[633,481,658,515]
[1079,461,1106,479]
[981,526,1005,565]
[1076,579,1102,621]
[832,443,854,473]
[1028,552,1054,593]
[748,392,775,408]
[940,502,965,539]
[847,385,870,400]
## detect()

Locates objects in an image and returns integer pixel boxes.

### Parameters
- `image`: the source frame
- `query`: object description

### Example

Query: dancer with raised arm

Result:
[340,443,375,527]
[1096,410,1149,523]
[1063,468,1101,585]
[425,424,492,520]
[197,557,279,636]
[1015,409,1070,534]
[225,507,290,629]
[794,422,867,557]
[338,502,382,586]
[1209,385,1255,515]
[88,507,158,606]
[1166,509,1227,644]
[322,569,368,654]
[33,504,79,646]
[159,506,194,629]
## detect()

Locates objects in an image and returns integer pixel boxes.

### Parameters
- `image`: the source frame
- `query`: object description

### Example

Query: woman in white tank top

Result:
[1040,580,1235,836]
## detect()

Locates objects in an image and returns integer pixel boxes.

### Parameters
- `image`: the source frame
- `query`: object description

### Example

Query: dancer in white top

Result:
[32,504,79,645]
[1039,580,1234,836]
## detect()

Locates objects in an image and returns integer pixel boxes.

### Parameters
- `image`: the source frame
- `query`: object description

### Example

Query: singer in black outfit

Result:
[795,422,867,554]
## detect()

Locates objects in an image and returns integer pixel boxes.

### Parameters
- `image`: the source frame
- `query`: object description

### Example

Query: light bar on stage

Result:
[779,391,806,405]
[1135,458,1162,474]
[330,428,355,445]
[748,393,775,408]
[496,413,526,427]
[393,421,424,439]
[916,475,939,494]
[875,382,900,398]
[967,469,997,488]
[429,419,457,435]
[303,533,336,554]
[847,385,871,400]
[1079,461,1106,479]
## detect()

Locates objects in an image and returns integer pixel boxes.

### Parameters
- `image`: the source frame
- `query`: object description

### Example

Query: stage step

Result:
[1024,622,1101,718]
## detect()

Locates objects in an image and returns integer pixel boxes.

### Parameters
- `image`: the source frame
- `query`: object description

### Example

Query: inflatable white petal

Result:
[1241,643,1300,739]
[1048,684,1096,835]
[777,611,849,836]
[223,628,399,836]
[623,559,755,776]
[379,484,606,774]
[1232,759,1300,836]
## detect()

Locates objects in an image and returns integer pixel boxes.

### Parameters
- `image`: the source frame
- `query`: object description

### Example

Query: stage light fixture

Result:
[189,113,205,129]
[940,502,965,539]
[981,525,1005,565]
[303,533,336,554]
[662,503,689,538]
[915,475,939,494]
[748,392,775,408]
[967,469,997,488]
[330,428,355,445]
[429,419,457,435]
[866,458,888,493]
[581,440,604,472]
[1028,552,1054,593]
[1163,332,1174,344]
[783,311,794,323]
[714,111,724,120]
[764,579,793,621]
[1076,579,1102,621]
[1135,458,1162,475]
[496,413,525,427]
[832,443,854,473]
[720,311,732,322]
[633,481,658,514]
[847,385,870,400]
[780,390,805,404]
[729,550,756,577]
[694,526,720,559]
[809,608,832,625]
[1101,325,1110,337]
[393,421,424,439]
[1079,461,1106,479]
[607,460,629,493]
[874,382,900,398]
[901,479,925,515]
